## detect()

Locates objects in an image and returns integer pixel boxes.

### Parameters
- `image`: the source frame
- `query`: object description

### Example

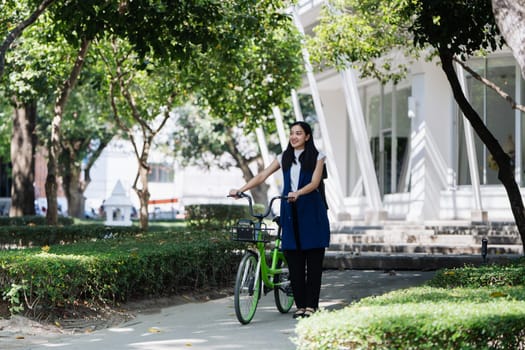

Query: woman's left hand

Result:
[287,191,300,202]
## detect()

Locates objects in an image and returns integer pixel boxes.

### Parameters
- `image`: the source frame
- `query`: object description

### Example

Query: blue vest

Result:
[280,167,330,250]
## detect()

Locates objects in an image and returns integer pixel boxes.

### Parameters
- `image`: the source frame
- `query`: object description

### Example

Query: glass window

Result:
[362,81,411,196]
[147,163,174,183]
[460,56,517,185]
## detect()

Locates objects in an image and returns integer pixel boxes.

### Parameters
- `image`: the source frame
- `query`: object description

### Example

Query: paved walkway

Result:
[3,269,436,350]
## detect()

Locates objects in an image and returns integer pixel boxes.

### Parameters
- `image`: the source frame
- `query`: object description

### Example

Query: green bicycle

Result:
[228,192,294,325]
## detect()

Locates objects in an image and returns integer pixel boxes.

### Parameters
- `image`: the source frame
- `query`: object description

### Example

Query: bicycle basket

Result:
[230,219,273,242]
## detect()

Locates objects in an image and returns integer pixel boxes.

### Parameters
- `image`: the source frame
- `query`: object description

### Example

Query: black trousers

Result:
[284,248,325,310]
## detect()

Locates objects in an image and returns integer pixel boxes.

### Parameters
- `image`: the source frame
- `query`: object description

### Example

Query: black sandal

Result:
[302,307,316,318]
[293,308,305,319]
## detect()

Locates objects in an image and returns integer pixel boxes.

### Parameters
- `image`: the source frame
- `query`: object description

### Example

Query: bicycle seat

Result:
[272,216,280,226]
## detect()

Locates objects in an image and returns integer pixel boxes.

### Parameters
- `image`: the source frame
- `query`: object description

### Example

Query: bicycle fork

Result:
[241,250,262,296]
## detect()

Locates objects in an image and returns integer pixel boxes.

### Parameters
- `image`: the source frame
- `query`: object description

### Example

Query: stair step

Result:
[323,251,522,270]
[329,233,521,245]
[328,243,522,255]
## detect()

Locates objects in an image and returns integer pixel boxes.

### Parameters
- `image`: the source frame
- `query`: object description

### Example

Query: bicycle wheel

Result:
[274,258,294,313]
[234,251,261,324]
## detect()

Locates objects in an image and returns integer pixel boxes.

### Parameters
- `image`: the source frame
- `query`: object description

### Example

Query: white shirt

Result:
[277,150,326,192]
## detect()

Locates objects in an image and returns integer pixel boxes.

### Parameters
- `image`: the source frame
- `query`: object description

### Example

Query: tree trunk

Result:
[45,38,90,224]
[62,160,84,218]
[9,99,36,217]
[492,0,525,79]
[134,155,151,231]
[247,158,269,205]
[60,134,110,218]
[440,50,525,254]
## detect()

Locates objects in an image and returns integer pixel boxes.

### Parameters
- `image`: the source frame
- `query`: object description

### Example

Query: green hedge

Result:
[295,288,525,349]
[185,203,265,230]
[0,216,74,226]
[294,261,525,350]
[428,263,525,288]
[0,230,241,315]
[0,224,141,248]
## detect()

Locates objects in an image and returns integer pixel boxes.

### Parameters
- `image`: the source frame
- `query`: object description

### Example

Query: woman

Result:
[229,121,330,319]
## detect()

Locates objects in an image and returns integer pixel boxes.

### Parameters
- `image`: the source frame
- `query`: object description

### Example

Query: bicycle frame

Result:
[251,222,288,291]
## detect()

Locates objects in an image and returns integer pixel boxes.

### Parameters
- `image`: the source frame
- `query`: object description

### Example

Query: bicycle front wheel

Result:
[234,251,261,324]
[274,258,294,313]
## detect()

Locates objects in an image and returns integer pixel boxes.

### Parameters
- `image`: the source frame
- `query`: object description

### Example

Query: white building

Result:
[293,1,524,224]
[83,139,245,218]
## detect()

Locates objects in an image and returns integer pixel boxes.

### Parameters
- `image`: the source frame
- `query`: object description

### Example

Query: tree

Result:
[1,14,72,217]
[309,0,525,253]
[58,63,115,218]
[44,38,90,224]
[0,1,54,214]
[10,99,36,216]
[99,38,184,231]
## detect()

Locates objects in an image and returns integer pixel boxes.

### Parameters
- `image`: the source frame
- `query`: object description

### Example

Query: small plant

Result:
[3,280,29,314]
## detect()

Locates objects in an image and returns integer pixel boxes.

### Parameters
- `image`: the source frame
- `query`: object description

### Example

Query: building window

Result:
[362,81,411,195]
[459,55,519,186]
[147,163,174,183]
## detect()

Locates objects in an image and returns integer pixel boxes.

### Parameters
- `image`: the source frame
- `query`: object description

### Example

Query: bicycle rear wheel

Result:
[274,258,294,313]
[234,251,261,324]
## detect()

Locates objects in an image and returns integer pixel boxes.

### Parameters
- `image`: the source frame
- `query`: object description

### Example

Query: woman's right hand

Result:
[228,189,241,198]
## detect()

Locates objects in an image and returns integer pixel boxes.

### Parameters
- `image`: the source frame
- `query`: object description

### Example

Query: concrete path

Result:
[3,269,436,350]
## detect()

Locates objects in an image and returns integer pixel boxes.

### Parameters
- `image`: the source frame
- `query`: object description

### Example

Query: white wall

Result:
[84,139,249,214]
[319,86,349,194]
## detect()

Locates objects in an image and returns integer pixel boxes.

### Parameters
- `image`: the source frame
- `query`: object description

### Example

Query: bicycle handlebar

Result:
[227,192,286,220]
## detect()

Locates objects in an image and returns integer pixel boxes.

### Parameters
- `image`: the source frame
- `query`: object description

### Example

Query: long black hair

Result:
[282,121,319,173]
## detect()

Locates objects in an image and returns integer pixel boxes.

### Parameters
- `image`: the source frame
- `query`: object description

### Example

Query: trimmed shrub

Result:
[295,294,525,350]
[0,216,74,226]
[0,224,141,249]
[294,261,525,350]
[0,230,242,315]
[428,261,525,288]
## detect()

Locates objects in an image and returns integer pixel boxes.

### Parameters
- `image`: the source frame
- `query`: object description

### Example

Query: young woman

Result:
[229,121,330,318]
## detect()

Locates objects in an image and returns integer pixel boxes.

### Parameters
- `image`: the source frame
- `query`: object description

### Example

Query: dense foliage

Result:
[0,229,241,315]
[294,259,525,349]
[0,223,142,248]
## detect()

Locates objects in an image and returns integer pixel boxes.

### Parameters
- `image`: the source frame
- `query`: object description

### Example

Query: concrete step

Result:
[329,232,522,246]
[323,251,522,270]
[326,221,523,268]
[328,242,522,255]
